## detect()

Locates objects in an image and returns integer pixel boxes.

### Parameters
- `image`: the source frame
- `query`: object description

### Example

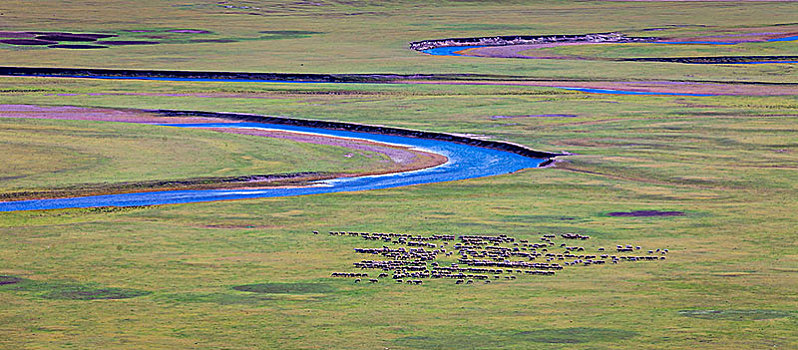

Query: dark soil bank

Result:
[155,109,562,159]
[0,66,535,83]
[35,34,99,42]
[0,39,56,45]
[48,44,108,49]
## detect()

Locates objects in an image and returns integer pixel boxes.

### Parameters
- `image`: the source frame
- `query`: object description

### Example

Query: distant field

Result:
[529,41,797,59]
[0,0,796,82]
[0,1,796,349]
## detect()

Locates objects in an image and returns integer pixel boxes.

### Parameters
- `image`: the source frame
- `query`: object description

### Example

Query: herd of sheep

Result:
[316,230,668,285]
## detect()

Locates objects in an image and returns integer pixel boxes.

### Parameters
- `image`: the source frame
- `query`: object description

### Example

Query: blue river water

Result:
[0,122,546,212]
[421,45,486,56]
[421,35,798,65]
[18,74,722,96]
[557,87,713,97]
[767,36,798,42]
[423,46,487,56]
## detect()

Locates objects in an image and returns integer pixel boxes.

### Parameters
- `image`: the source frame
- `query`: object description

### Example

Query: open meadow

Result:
[0,1,796,349]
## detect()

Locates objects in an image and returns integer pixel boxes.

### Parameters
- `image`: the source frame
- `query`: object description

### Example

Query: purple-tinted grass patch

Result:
[188,39,238,43]
[1,39,57,45]
[27,32,116,39]
[0,32,36,38]
[168,29,213,34]
[0,276,22,285]
[607,210,685,217]
[98,40,160,45]
[492,114,577,119]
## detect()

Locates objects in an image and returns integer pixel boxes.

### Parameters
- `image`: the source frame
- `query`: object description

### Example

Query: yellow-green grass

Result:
[0,1,796,82]
[0,76,795,348]
[527,41,798,59]
[0,116,396,195]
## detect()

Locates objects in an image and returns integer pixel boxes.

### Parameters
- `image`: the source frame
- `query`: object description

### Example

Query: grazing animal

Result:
[354,278,361,283]
[369,279,378,283]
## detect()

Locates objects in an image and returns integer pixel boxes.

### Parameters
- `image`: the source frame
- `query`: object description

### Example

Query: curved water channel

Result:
[6,73,722,97]
[420,36,798,64]
[0,121,548,212]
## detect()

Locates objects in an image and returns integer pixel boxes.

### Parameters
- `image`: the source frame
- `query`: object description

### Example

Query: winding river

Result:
[420,35,798,64]
[4,73,726,97]
[0,121,548,212]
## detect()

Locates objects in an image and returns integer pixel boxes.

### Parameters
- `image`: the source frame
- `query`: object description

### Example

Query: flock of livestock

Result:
[316,230,668,285]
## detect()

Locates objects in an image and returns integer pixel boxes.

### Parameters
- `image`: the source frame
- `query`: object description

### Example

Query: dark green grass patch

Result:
[232,282,335,294]
[678,309,793,321]
[395,327,638,348]
[158,292,274,305]
[394,334,495,349]
[41,287,151,300]
[516,327,639,344]
[0,276,150,300]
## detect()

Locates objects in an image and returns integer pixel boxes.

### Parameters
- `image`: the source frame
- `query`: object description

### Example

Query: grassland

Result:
[0,76,795,349]
[527,40,798,59]
[0,113,403,198]
[0,1,796,82]
[0,1,797,349]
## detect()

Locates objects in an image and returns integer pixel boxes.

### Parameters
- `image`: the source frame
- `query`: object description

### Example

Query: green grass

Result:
[232,283,336,294]
[0,1,796,82]
[0,276,151,300]
[529,41,798,59]
[0,114,396,194]
[0,1,796,349]
[0,76,795,349]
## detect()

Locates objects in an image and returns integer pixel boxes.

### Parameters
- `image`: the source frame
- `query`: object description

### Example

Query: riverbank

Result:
[153,109,561,159]
[0,105,452,201]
